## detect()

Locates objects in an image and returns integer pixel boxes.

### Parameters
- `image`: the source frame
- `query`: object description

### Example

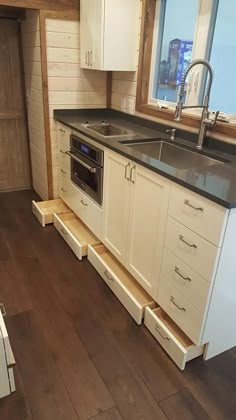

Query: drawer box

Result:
[165,216,220,282]
[32,199,70,227]
[57,123,71,148]
[169,184,228,247]
[158,277,204,345]
[144,306,204,370]
[161,248,210,313]
[88,244,154,324]
[0,311,16,398]
[54,212,99,260]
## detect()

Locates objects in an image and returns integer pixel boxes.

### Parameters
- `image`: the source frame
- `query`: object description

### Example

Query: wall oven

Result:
[67,134,104,205]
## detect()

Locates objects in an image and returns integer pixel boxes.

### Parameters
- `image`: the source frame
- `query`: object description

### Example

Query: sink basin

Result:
[121,140,225,169]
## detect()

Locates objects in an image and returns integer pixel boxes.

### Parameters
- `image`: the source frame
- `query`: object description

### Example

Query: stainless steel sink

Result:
[122,140,225,169]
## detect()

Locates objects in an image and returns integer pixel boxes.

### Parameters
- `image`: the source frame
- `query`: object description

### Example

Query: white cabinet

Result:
[0,309,16,399]
[102,151,170,297]
[102,152,131,263]
[80,0,140,71]
[126,164,170,297]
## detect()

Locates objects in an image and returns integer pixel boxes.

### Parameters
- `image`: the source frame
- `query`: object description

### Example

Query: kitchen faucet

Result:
[174,59,219,149]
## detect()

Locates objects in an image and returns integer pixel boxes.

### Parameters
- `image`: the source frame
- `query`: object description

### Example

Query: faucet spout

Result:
[174,59,217,149]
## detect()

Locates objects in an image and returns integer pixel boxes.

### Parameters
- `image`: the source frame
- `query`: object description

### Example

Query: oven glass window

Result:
[72,160,98,193]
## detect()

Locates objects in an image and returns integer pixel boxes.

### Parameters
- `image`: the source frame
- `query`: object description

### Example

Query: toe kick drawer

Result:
[32,199,70,227]
[54,212,99,260]
[144,306,204,370]
[88,244,154,325]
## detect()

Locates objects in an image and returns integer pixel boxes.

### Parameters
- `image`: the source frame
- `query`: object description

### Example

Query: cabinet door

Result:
[126,164,170,298]
[102,151,131,264]
[80,0,104,69]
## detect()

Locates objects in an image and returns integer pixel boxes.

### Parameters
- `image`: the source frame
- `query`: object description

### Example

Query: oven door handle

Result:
[66,151,97,173]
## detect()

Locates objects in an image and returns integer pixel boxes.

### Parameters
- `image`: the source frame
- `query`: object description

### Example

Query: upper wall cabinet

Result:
[80,0,140,71]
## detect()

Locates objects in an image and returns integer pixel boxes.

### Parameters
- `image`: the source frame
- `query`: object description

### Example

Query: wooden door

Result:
[102,151,131,264]
[126,164,170,298]
[0,20,31,191]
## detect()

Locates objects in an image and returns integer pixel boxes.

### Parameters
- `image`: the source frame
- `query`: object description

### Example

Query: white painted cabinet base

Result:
[54,212,99,260]
[32,199,70,227]
[0,311,16,399]
[88,244,154,324]
[144,307,204,370]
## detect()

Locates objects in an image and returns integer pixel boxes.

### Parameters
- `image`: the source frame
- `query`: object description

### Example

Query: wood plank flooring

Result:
[0,190,236,419]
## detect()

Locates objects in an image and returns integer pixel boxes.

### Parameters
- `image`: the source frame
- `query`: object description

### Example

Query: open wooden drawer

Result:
[88,244,154,324]
[0,309,16,398]
[54,212,99,260]
[144,306,204,370]
[32,199,70,227]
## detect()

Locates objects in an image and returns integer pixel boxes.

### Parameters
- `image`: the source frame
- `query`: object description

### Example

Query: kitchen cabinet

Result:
[80,0,140,71]
[0,308,15,399]
[102,152,131,263]
[102,150,170,297]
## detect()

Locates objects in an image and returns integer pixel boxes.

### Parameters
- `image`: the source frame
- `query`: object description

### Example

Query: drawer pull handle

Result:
[61,187,67,193]
[81,200,88,206]
[0,303,6,317]
[104,270,114,282]
[179,234,197,249]
[60,169,66,174]
[155,325,170,340]
[130,165,136,184]
[184,199,204,212]
[170,296,186,312]
[61,227,68,235]
[59,129,66,133]
[60,149,67,155]
[174,266,191,282]
[125,163,130,180]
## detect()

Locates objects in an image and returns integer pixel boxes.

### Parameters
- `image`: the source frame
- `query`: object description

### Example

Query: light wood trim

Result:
[92,243,153,306]
[0,1,79,10]
[106,71,112,108]
[40,9,79,21]
[39,10,53,199]
[136,0,236,139]
[55,212,98,245]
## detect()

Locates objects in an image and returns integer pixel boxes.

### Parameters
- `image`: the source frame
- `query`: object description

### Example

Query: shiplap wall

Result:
[45,18,107,198]
[21,10,49,200]
[111,2,142,113]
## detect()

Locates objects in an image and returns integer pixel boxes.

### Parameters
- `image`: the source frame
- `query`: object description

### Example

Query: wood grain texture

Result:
[0,0,79,10]
[0,21,31,192]
[1,190,236,419]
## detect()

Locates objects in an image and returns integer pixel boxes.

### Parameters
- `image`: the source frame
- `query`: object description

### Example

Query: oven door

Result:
[68,151,103,205]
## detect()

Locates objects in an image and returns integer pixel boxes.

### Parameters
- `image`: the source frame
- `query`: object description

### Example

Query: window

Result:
[137,0,236,135]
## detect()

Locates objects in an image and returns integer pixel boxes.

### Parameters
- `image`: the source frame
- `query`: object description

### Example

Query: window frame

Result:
[136,0,236,138]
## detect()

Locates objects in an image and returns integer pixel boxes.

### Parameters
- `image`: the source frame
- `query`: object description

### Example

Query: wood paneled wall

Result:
[21,10,49,200]
[0,0,79,11]
[45,18,107,198]
[111,1,141,113]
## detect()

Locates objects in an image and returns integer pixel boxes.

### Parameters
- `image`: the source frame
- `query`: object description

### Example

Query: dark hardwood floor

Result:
[0,190,236,420]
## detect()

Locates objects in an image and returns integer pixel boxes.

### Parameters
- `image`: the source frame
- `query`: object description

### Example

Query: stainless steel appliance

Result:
[68,134,104,205]
[84,120,130,137]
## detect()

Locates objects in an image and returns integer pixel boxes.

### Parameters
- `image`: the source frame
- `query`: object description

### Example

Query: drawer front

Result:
[0,311,12,366]
[161,248,210,313]
[165,217,219,282]
[88,245,145,325]
[169,184,227,246]
[32,200,45,226]
[54,213,84,260]
[158,277,204,344]
[144,307,189,370]
[59,143,70,166]
[57,123,71,147]
[70,183,102,240]
[59,169,70,202]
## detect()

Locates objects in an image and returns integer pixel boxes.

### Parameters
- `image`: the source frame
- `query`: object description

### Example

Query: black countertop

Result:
[54,109,236,209]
